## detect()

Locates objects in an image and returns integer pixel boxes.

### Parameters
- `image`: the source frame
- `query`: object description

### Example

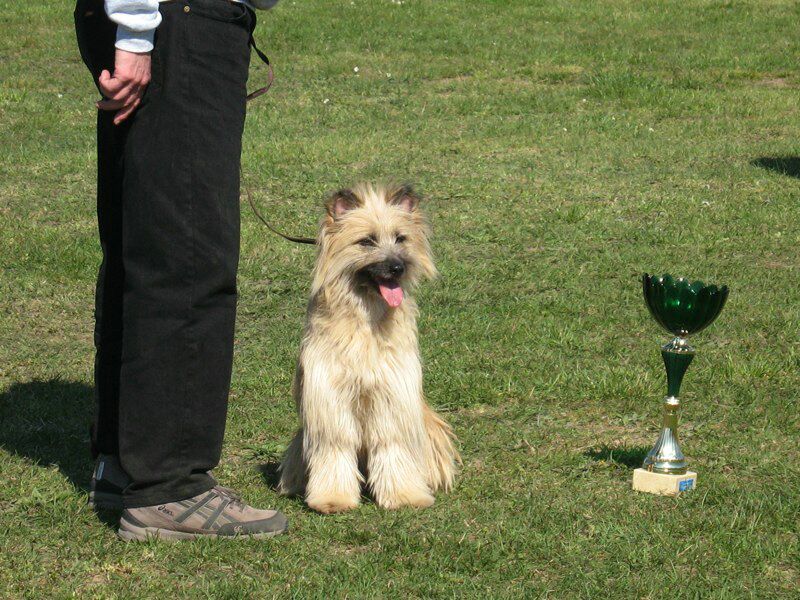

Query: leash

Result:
[243,178,317,245]
[246,34,274,102]
[244,35,317,245]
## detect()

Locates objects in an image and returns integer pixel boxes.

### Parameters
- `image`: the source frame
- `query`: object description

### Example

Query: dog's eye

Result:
[357,236,377,247]
[395,235,407,244]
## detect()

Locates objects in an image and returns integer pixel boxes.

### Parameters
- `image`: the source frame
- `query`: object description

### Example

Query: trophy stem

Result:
[661,337,694,397]
[643,337,694,475]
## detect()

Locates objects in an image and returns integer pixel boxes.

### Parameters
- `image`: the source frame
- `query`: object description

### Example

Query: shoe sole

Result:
[88,490,124,511]
[117,518,288,542]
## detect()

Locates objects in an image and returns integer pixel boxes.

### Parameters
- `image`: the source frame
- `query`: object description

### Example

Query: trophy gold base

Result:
[632,468,697,496]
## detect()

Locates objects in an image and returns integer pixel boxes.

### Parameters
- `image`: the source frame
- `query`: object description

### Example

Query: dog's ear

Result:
[388,184,420,212]
[325,188,361,218]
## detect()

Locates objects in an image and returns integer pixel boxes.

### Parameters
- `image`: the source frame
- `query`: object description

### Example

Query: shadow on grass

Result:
[0,379,118,527]
[257,461,282,490]
[584,444,649,468]
[751,156,800,179]
[0,378,93,489]
[258,461,323,513]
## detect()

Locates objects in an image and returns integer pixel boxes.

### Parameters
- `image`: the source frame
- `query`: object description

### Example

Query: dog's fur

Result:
[277,183,459,513]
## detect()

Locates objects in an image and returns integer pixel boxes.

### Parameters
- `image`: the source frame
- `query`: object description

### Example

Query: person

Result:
[74,0,287,540]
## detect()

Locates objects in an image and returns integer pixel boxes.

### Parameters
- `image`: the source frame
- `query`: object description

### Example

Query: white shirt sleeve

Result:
[105,0,162,53]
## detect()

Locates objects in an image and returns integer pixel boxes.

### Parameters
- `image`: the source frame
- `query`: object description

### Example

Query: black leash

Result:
[243,178,317,245]
[244,35,317,245]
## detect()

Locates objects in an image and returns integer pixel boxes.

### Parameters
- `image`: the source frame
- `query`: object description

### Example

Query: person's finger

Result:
[97,69,126,97]
[99,70,148,99]
[96,97,127,111]
[113,94,142,122]
[97,83,143,110]
[113,97,142,125]
[120,83,141,105]
[107,79,139,101]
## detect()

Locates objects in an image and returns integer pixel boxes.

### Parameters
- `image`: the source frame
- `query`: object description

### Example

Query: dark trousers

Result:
[75,0,254,507]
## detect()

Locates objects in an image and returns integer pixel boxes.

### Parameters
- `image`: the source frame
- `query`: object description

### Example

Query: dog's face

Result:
[311,183,437,309]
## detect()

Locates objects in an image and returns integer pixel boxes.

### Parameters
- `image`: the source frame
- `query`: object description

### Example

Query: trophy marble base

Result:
[632,468,697,496]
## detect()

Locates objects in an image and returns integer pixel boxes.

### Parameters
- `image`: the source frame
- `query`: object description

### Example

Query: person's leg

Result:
[93,107,128,458]
[77,0,288,540]
[116,0,254,507]
[75,0,127,459]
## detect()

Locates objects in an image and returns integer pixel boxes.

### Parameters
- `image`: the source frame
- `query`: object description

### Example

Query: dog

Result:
[277,183,460,513]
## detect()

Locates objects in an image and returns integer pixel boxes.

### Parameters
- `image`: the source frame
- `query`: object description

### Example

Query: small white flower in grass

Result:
[57,93,63,98]
[648,127,654,132]
[581,98,587,103]
[353,66,359,73]
[563,127,567,131]
[323,98,330,104]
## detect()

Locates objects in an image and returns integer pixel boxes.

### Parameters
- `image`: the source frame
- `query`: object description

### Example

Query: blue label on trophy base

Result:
[679,479,695,492]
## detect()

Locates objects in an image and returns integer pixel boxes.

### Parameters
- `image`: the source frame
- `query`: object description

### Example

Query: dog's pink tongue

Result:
[378,282,404,307]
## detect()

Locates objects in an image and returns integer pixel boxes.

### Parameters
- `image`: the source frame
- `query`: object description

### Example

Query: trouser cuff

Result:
[122,473,216,508]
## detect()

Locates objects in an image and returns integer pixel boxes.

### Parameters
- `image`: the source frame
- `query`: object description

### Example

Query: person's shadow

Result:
[751,156,800,179]
[0,379,115,523]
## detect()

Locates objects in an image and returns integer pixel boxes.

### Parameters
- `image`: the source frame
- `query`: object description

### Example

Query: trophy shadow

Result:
[584,444,649,468]
[751,156,800,179]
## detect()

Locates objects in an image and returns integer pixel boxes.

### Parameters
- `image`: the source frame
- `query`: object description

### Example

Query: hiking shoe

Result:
[89,454,131,510]
[118,486,288,541]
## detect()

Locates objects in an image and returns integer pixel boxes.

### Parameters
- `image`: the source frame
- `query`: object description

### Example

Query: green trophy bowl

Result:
[641,274,728,475]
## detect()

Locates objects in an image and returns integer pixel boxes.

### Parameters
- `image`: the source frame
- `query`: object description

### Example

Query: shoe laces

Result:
[213,485,246,512]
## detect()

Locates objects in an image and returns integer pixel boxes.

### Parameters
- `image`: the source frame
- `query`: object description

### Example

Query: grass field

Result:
[1,0,799,597]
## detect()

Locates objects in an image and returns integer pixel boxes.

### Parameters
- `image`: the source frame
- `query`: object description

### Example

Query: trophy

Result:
[632,273,729,496]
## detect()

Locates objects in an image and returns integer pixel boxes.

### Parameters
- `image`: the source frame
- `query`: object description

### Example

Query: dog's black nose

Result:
[365,258,406,281]
[387,260,405,277]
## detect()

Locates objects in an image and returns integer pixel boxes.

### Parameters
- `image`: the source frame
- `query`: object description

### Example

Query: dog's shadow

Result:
[584,444,649,468]
[257,461,282,489]
[0,379,118,528]
[258,462,325,512]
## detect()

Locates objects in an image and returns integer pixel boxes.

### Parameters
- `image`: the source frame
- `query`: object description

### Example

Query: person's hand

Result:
[97,49,151,125]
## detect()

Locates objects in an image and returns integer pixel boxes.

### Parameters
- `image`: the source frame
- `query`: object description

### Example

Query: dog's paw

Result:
[376,489,435,510]
[306,493,360,514]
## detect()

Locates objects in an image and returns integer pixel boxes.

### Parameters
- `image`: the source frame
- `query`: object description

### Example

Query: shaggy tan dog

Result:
[277,183,459,513]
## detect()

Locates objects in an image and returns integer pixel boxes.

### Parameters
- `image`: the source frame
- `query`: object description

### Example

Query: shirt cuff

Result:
[115,25,155,53]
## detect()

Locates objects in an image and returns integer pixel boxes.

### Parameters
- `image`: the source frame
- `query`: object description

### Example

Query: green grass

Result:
[1,0,799,597]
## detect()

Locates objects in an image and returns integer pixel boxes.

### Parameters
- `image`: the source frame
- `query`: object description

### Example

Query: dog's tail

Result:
[423,404,461,492]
